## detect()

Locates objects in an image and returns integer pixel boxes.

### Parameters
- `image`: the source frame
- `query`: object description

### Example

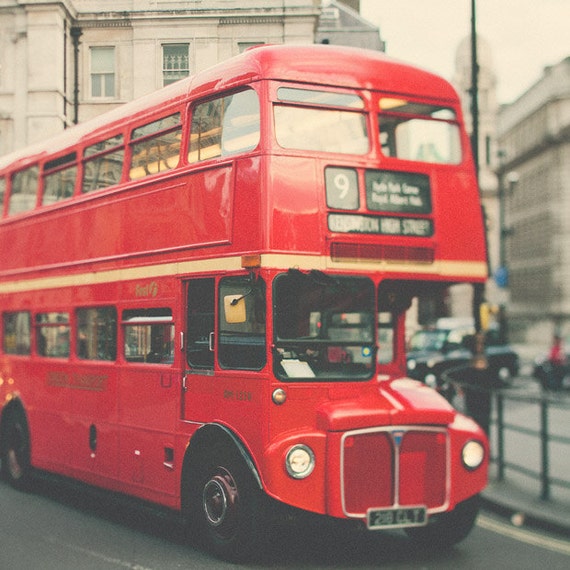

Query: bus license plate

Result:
[367,506,427,530]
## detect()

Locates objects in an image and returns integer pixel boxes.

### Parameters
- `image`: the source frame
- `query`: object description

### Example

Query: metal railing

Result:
[492,390,570,501]
[443,366,570,502]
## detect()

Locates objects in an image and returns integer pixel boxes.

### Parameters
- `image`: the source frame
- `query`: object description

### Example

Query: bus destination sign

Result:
[366,170,431,214]
[328,213,433,237]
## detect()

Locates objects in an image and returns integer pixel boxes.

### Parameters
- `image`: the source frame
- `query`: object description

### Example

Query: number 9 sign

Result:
[325,167,359,210]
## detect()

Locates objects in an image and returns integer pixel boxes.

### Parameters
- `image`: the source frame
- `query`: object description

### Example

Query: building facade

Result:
[0,0,321,155]
[497,56,570,345]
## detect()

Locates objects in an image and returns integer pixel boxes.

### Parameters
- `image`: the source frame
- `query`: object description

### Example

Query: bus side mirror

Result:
[224,295,247,324]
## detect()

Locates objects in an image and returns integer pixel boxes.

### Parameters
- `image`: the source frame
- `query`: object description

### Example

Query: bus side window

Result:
[123,308,174,364]
[218,275,266,370]
[129,113,182,180]
[186,278,215,369]
[82,135,124,193]
[76,307,117,361]
[188,89,260,163]
[42,153,78,206]
[2,311,31,355]
[8,165,39,216]
[35,312,70,358]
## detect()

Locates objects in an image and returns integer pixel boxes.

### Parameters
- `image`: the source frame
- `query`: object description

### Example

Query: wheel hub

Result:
[202,468,239,534]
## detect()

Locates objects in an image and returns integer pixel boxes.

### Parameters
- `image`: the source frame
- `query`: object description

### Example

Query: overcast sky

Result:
[359,0,570,104]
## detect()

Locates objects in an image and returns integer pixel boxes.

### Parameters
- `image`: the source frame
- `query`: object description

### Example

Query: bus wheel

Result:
[189,445,266,562]
[405,495,480,549]
[1,408,32,490]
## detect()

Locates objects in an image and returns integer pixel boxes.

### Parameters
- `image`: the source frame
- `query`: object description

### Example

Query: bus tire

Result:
[405,494,480,549]
[1,407,33,491]
[187,444,267,562]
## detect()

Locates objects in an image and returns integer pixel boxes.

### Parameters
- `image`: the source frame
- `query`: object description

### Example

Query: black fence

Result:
[444,367,570,502]
[492,390,570,501]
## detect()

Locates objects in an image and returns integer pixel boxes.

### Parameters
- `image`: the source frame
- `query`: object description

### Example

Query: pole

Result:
[470,0,485,337]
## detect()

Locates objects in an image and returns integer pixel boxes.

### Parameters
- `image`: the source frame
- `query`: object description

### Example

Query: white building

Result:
[0,1,321,155]
[497,56,570,345]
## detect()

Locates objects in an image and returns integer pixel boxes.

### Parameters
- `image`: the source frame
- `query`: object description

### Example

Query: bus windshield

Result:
[273,271,375,380]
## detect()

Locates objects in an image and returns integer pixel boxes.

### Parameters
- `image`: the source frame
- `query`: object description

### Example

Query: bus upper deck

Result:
[0,44,486,289]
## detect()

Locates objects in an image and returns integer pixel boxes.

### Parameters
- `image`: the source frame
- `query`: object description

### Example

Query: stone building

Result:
[0,0,321,155]
[316,0,383,50]
[448,36,500,322]
[497,56,570,345]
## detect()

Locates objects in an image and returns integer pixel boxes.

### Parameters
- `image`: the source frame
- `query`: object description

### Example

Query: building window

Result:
[91,47,116,98]
[238,42,264,53]
[162,44,189,86]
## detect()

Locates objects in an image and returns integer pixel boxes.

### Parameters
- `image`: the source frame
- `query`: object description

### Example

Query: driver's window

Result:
[218,275,266,370]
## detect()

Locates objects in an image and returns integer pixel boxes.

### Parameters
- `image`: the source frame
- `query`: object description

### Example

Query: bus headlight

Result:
[462,440,485,470]
[408,359,416,370]
[285,444,315,479]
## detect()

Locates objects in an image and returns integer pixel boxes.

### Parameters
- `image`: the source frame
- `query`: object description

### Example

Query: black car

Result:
[532,351,570,390]
[406,322,519,394]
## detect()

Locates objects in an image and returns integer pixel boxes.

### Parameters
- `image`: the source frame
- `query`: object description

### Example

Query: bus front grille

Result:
[341,427,448,516]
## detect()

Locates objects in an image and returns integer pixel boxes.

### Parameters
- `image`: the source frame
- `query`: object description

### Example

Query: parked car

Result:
[532,349,570,390]
[406,320,519,395]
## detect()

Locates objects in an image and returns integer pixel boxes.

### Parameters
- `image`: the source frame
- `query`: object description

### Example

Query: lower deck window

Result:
[36,312,70,358]
[123,308,174,364]
[76,307,117,361]
[2,311,31,355]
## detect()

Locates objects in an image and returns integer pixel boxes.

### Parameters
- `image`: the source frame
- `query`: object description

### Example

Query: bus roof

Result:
[0,44,459,172]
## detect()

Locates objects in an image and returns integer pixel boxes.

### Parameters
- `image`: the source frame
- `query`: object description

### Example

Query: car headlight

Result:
[285,444,315,479]
[425,373,437,387]
[408,359,417,370]
[462,440,485,470]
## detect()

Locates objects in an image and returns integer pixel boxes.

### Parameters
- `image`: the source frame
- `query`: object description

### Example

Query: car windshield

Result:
[408,330,448,352]
[273,271,375,381]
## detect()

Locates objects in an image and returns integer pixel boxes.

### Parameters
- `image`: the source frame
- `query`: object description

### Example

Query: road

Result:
[1,471,569,570]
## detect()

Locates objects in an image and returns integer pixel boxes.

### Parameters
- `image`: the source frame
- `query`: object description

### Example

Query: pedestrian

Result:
[547,334,566,390]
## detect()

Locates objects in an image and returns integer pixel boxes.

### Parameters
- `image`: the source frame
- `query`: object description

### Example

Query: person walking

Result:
[547,334,566,390]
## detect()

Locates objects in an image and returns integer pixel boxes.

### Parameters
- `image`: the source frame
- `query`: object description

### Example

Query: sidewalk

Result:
[482,469,570,537]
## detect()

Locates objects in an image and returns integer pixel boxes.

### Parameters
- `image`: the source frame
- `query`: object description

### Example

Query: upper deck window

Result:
[129,113,181,180]
[379,98,461,164]
[274,88,368,155]
[188,89,260,163]
[8,165,39,215]
[42,153,77,205]
[82,135,124,193]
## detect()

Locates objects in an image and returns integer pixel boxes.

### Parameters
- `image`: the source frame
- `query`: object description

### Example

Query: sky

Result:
[359,0,570,104]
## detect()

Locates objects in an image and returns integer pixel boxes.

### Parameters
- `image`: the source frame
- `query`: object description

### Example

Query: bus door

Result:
[182,278,216,422]
[182,276,267,425]
[117,308,179,496]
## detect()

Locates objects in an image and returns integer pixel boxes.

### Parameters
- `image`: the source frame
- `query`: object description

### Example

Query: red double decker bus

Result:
[0,45,488,560]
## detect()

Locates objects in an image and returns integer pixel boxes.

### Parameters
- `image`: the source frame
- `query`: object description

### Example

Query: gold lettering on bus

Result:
[223,390,252,402]
[135,281,158,298]
[47,371,107,391]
